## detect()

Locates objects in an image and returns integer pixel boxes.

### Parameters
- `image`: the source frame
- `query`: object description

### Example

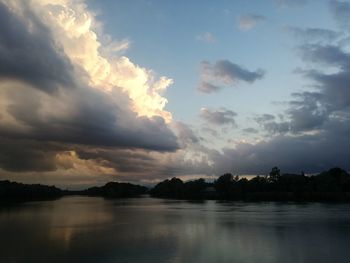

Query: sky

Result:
[1,0,350,188]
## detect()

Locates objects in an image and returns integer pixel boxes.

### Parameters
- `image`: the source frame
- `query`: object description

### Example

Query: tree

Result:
[268,167,280,183]
[214,173,234,197]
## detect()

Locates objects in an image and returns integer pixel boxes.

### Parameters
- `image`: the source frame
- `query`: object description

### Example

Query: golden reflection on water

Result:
[47,197,113,249]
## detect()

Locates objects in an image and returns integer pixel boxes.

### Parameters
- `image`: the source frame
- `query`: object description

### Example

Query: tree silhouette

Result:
[268,166,281,183]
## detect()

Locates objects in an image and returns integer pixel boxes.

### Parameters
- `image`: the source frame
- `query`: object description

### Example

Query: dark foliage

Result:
[84,182,148,198]
[149,178,210,199]
[0,180,62,201]
[150,167,350,202]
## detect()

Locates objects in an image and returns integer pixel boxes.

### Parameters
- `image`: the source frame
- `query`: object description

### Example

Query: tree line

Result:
[0,180,147,201]
[150,167,350,201]
[2,167,350,202]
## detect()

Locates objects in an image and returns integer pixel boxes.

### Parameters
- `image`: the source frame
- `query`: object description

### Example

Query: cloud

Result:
[276,0,308,8]
[73,144,214,183]
[253,91,329,135]
[197,81,222,94]
[208,129,350,175]
[0,2,179,151]
[254,114,290,135]
[307,71,350,109]
[196,32,216,43]
[297,44,350,110]
[201,60,265,83]
[0,1,76,93]
[237,14,265,31]
[285,26,340,43]
[329,0,350,28]
[2,86,179,151]
[102,38,131,55]
[287,92,328,133]
[254,113,276,123]
[33,0,174,123]
[197,60,265,93]
[173,122,200,147]
[75,148,162,177]
[200,108,237,126]
[298,44,350,69]
[0,0,180,178]
[0,138,62,172]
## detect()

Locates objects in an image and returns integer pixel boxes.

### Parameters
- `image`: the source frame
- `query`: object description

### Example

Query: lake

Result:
[0,196,350,263]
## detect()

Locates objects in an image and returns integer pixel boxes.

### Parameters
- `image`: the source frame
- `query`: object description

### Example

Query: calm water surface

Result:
[1,196,350,263]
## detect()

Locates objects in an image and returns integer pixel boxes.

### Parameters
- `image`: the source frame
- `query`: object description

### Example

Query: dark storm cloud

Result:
[285,26,340,43]
[198,60,264,94]
[329,0,350,28]
[0,1,179,173]
[0,138,63,172]
[0,1,76,93]
[0,82,179,153]
[75,148,160,175]
[200,108,237,126]
[209,129,350,175]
